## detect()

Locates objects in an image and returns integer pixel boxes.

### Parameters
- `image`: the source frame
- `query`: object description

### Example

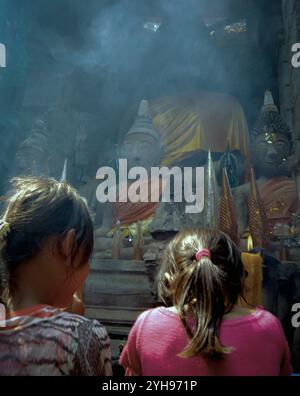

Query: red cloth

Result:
[259,176,298,227]
[113,178,165,226]
[120,306,292,376]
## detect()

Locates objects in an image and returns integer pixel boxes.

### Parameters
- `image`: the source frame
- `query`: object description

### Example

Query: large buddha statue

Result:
[234,90,299,245]
[150,91,250,168]
[119,91,250,171]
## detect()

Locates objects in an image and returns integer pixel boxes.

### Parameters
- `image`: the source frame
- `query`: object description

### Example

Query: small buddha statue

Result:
[93,99,163,258]
[234,90,299,254]
[14,119,50,176]
[11,119,51,178]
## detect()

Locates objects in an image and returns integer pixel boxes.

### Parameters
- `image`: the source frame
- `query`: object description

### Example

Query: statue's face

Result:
[252,133,291,178]
[119,133,161,171]
[14,147,48,176]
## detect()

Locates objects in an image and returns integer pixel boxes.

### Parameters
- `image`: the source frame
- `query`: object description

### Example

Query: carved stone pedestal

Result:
[83,256,154,358]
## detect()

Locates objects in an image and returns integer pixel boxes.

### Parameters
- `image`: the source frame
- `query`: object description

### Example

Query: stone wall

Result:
[280,0,300,141]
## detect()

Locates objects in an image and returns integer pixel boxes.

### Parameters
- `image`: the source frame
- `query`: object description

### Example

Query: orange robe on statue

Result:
[149,91,250,166]
[113,178,164,228]
[258,176,298,230]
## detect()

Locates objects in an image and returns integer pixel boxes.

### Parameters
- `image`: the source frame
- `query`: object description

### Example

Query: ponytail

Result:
[176,255,232,360]
[157,228,244,360]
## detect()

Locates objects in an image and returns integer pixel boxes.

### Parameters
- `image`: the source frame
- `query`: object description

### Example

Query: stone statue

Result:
[119,100,162,173]
[93,99,163,258]
[234,90,299,250]
[11,119,51,178]
[0,118,51,214]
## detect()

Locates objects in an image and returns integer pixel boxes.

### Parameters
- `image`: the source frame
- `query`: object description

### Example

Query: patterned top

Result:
[0,305,112,376]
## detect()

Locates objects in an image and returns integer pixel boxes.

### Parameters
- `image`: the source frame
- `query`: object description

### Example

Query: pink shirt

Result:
[120,306,292,376]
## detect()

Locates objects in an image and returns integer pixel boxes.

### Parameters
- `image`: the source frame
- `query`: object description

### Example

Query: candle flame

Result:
[247,234,253,251]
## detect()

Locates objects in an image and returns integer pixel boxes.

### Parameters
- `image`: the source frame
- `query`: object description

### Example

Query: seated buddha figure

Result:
[11,119,51,178]
[1,119,51,206]
[93,100,163,258]
[234,90,299,247]
[148,91,250,169]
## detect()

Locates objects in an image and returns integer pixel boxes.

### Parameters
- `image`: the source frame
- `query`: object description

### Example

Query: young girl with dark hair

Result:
[0,177,112,376]
[120,228,292,376]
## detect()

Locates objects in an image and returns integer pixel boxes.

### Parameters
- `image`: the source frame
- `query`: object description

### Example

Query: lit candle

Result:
[247,234,253,251]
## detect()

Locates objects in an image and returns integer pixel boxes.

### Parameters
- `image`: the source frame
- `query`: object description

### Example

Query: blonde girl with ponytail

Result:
[120,228,292,376]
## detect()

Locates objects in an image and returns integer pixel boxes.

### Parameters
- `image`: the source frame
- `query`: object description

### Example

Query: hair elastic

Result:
[195,248,211,262]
